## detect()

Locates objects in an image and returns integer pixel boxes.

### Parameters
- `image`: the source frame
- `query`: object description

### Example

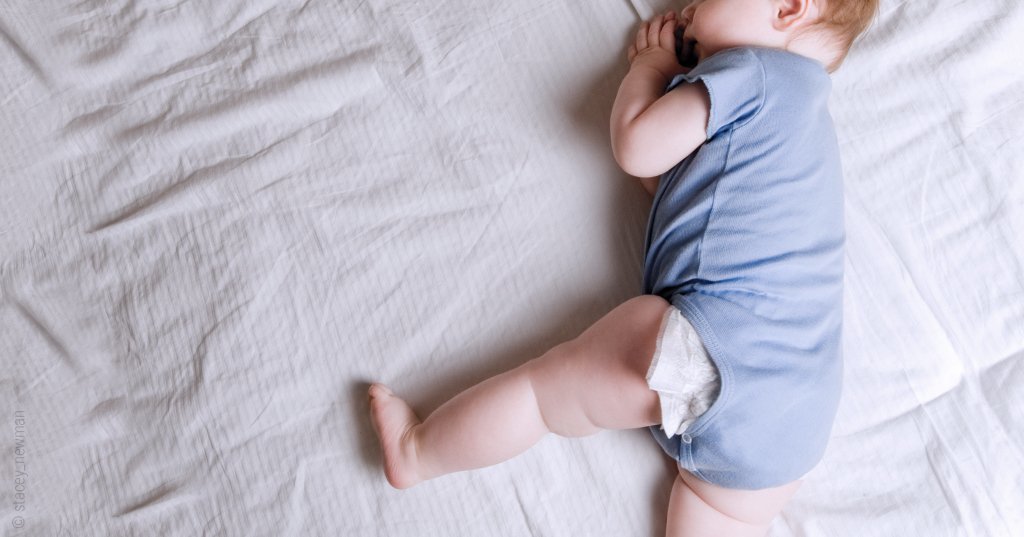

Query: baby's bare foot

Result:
[368,384,423,489]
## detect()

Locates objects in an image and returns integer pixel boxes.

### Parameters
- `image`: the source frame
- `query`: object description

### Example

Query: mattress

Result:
[1,0,1021,535]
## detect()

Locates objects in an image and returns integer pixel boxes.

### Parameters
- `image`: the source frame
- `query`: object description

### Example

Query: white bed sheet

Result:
[1,0,1022,535]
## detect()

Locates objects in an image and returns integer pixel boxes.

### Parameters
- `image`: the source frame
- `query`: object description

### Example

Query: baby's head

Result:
[677,0,879,72]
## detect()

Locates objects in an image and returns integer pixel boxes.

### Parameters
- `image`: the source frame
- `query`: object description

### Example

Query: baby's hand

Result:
[628,11,687,79]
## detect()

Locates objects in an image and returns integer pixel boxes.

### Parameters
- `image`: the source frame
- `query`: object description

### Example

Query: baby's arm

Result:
[610,11,710,184]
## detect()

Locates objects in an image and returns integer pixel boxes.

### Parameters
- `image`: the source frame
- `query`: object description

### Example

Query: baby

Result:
[369,0,878,535]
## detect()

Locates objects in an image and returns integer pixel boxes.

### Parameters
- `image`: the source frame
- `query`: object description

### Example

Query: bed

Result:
[1,0,1022,535]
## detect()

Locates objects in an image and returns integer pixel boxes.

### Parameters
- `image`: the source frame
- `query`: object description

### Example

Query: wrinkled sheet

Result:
[1,0,1022,535]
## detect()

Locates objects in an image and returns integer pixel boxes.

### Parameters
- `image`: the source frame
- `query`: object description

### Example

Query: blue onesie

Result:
[642,47,845,490]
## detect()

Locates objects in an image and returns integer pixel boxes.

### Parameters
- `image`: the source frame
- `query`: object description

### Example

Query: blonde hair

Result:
[814,0,880,71]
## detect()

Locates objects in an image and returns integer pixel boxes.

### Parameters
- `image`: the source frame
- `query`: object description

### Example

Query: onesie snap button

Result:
[681,433,692,444]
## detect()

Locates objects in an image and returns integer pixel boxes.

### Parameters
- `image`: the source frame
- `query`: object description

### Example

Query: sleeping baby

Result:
[369,0,878,534]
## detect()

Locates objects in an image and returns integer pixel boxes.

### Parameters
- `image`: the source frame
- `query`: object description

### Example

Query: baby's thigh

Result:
[527,295,670,434]
[667,467,802,537]
[570,294,671,377]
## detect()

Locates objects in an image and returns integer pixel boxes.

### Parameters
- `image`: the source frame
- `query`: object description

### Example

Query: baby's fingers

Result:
[648,13,664,47]
[636,21,649,50]
[660,16,677,50]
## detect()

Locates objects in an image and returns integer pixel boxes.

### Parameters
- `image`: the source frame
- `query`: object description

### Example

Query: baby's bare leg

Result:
[666,466,801,537]
[368,295,669,489]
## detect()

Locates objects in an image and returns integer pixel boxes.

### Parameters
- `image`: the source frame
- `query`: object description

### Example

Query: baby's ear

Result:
[772,0,818,31]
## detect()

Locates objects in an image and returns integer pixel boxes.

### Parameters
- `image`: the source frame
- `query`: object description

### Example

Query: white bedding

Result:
[1,0,1022,535]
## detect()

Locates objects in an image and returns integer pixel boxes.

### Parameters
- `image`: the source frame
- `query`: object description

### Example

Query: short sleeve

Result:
[666,48,765,139]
